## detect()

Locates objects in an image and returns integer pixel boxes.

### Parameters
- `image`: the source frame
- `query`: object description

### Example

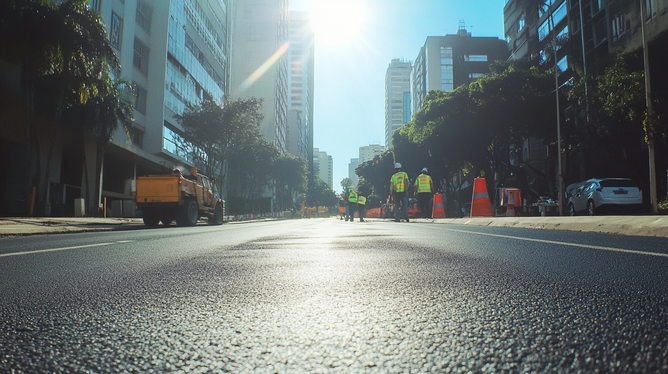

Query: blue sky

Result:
[289,0,507,193]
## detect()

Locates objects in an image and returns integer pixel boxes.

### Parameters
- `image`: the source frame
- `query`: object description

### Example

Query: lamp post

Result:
[640,0,658,213]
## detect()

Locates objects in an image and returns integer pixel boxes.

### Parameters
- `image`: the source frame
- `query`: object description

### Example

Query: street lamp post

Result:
[640,0,658,213]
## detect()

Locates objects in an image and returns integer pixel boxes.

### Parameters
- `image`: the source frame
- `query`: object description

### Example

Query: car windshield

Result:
[600,179,637,188]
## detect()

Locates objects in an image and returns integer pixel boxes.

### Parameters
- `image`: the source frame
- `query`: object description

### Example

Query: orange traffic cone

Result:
[432,193,446,218]
[506,191,516,217]
[471,178,494,217]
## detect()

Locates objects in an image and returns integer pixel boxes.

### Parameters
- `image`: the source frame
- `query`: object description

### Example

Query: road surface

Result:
[1,218,667,372]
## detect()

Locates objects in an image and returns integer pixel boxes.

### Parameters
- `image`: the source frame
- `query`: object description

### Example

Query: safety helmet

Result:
[421,168,428,173]
[394,163,402,169]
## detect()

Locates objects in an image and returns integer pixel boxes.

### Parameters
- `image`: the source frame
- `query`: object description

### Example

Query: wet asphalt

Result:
[1,219,667,373]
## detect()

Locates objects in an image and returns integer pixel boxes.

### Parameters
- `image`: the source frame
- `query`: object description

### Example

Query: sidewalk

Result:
[2,215,668,238]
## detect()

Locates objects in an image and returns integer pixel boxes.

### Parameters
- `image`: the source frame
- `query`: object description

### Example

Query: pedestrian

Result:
[347,185,358,222]
[356,189,366,222]
[390,163,410,222]
[414,167,435,218]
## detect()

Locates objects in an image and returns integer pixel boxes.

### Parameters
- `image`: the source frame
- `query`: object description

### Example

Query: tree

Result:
[340,178,353,190]
[175,97,264,193]
[2,0,127,215]
[227,128,280,214]
[274,154,307,209]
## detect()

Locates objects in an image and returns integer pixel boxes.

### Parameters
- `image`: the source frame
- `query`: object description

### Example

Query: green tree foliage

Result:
[227,127,280,214]
[340,178,353,190]
[1,0,127,214]
[175,97,264,189]
[274,154,308,209]
[307,176,338,208]
[355,150,395,203]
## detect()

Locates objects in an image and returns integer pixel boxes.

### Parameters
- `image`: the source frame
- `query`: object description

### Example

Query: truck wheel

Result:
[142,209,159,226]
[210,203,224,225]
[177,200,198,226]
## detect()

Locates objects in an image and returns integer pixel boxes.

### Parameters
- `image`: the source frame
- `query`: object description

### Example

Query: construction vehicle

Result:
[135,168,224,226]
[493,187,522,217]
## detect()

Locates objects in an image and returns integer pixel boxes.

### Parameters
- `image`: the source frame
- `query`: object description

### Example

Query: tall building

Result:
[313,148,333,190]
[359,144,386,164]
[287,11,315,164]
[348,158,359,188]
[385,59,412,147]
[411,26,507,115]
[93,0,231,214]
[229,0,289,151]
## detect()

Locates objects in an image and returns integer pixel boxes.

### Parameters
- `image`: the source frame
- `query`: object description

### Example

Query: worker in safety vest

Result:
[347,186,358,222]
[414,167,435,218]
[356,189,366,222]
[390,163,410,222]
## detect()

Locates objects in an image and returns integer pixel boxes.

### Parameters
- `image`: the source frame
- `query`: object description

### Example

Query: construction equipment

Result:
[493,187,522,217]
[136,168,224,226]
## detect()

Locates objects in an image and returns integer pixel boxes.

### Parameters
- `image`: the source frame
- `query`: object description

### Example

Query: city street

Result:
[2,218,668,372]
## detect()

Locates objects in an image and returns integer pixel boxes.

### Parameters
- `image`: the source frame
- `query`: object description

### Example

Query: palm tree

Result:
[2,0,126,215]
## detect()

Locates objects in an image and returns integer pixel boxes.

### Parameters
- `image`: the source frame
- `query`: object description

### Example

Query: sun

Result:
[308,0,364,45]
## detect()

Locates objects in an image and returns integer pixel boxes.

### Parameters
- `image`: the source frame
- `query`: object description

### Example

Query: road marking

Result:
[0,241,132,258]
[442,227,668,258]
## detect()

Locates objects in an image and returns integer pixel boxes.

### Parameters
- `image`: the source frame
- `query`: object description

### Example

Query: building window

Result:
[469,73,485,79]
[464,55,488,62]
[89,0,101,12]
[136,0,153,34]
[130,127,144,148]
[611,13,627,40]
[133,38,149,75]
[134,84,147,114]
[517,13,525,33]
[110,12,123,50]
[557,56,568,74]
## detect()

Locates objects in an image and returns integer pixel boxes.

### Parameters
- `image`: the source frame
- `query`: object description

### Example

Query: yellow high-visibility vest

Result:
[415,174,432,193]
[348,190,358,203]
[357,195,366,205]
[391,171,408,193]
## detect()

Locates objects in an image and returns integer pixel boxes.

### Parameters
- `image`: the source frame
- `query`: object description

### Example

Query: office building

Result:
[348,158,359,188]
[287,11,315,164]
[411,25,507,115]
[229,0,289,152]
[385,59,412,147]
[359,144,386,164]
[313,148,333,190]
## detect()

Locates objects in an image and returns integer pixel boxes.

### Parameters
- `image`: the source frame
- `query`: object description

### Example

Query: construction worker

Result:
[414,167,435,218]
[347,186,358,222]
[356,189,366,222]
[390,163,410,222]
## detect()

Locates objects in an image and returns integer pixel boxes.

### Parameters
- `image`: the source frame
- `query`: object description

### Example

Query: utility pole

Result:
[640,0,658,213]
[548,1,564,215]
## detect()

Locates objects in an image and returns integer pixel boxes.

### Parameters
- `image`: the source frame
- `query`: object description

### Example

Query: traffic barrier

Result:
[432,193,446,218]
[366,207,380,218]
[471,177,494,217]
[506,191,516,217]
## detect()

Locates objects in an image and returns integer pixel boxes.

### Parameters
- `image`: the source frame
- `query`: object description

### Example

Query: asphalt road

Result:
[1,219,668,373]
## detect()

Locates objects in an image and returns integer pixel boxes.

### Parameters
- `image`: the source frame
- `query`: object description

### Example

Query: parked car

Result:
[566,178,643,216]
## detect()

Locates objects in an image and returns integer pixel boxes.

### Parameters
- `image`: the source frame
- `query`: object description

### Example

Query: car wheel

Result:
[587,200,596,216]
[210,203,224,225]
[177,200,199,226]
[568,203,576,216]
[142,208,160,226]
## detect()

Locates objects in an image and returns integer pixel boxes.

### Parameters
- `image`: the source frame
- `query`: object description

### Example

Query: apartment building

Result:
[411,27,507,116]
[385,59,412,147]
[359,144,386,164]
[348,158,359,188]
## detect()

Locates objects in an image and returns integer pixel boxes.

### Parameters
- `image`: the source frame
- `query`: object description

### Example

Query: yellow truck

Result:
[135,168,224,226]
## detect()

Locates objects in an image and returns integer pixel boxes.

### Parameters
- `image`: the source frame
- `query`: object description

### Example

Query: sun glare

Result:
[308,0,364,45]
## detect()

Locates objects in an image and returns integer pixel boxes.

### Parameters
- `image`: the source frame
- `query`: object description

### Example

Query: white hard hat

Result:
[394,163,402,169]
[422,168,428,173]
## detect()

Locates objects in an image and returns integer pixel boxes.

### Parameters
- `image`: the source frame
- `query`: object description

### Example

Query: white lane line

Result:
[442,227,668,258]
[0,242,124,258]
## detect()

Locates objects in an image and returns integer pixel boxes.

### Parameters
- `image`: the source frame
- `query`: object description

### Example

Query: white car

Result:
[566,178,643,216]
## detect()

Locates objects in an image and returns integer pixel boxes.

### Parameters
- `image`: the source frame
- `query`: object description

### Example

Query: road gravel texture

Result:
[1,220,667,373]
